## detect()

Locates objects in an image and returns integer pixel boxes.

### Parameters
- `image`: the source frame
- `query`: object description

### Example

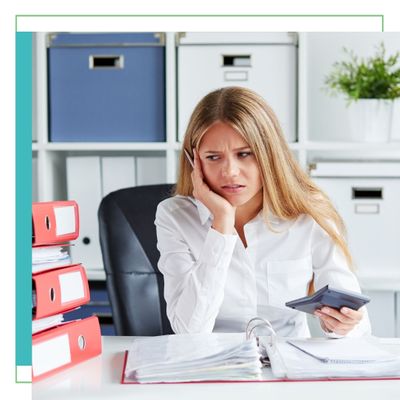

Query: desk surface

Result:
[32,336,400,400]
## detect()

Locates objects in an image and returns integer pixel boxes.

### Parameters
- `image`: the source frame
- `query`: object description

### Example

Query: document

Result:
[32,246,71,274]
[123,333,262,383]
[287,338,397,364]
[263,337,400,379]
[32,314,64,334]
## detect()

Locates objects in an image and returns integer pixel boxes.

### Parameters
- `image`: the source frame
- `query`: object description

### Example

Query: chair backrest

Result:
[98,184,175,336]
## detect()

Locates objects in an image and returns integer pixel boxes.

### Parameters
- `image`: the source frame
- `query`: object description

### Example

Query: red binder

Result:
[32,201,79,246]
[32,316,102,382]
[33,264,90,320]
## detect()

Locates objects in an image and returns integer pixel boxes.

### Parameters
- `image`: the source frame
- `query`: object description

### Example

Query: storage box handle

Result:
[352,187,383,199]
[89,55,124,69]
[222,55,251,67]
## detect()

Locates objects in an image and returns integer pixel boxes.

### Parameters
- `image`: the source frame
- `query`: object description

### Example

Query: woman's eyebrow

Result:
[204,147,251,153]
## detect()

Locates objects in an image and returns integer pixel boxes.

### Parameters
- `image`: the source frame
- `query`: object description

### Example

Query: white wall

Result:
[306,33,400,142]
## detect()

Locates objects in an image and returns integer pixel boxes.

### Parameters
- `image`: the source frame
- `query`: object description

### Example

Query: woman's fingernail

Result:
[342,308,349,314]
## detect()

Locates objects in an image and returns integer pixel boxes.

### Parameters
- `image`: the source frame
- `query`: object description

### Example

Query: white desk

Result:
[33,336,400,400]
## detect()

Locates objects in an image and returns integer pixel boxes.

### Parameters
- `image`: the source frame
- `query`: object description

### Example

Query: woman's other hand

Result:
[314,306,363,336]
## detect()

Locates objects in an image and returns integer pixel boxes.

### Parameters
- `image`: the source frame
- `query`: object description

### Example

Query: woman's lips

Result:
[221,184,246,194]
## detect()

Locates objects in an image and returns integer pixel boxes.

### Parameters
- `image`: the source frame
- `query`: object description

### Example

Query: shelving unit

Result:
[32,31,400,336]
[32,30,400,259]
[33,32,400,199]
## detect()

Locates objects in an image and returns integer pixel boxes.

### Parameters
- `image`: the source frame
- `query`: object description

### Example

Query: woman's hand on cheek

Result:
[314,307,363,336]
[191,149,236,234]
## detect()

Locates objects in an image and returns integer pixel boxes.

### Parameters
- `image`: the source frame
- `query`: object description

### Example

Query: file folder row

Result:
[66,155,167,272]
[32,201,102,382]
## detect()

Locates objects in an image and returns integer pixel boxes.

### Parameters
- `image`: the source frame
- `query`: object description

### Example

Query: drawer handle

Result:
[352,187,383,199]
[89,55,124,69]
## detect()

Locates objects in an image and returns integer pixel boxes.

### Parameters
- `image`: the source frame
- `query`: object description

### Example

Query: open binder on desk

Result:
[121,318,400,384]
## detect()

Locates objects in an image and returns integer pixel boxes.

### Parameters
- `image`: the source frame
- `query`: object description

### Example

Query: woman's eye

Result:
[206,155,220,161]
[238,152,252,158]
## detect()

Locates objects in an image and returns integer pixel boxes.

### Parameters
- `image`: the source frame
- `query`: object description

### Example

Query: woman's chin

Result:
[221,193,251,208]
[220,189,263,209]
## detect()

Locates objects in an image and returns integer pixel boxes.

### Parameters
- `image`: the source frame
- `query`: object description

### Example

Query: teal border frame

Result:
[15,31,33,379]
[15,13,384,383]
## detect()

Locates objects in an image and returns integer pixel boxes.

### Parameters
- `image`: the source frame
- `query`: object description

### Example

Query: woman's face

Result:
[198,121,263,208]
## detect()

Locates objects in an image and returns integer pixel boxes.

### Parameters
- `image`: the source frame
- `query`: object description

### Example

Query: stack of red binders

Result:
[31,200,102,381]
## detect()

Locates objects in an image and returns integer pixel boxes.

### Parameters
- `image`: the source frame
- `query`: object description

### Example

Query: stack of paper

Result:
[123,333,262,383]
[32,314,64,334]
[32,246,71,274]
[263,337,400,379]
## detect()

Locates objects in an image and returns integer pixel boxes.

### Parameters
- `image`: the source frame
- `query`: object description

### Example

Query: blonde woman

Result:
[155,86,371,337]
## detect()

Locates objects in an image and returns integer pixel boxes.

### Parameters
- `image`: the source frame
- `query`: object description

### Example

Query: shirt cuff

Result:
[197,227,238,269]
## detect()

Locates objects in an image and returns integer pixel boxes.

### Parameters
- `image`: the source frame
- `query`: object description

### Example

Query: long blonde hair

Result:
[175,87,353,269]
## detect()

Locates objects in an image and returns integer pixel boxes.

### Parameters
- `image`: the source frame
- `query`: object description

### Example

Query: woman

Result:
[155,86,371,337]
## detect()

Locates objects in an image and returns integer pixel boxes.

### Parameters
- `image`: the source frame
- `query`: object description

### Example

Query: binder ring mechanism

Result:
[246,317,277,367]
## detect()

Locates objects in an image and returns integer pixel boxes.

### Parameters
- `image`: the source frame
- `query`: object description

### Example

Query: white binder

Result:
[101,156,136,197]
[66,156,103,271]
[67,156,139,272]
[136,156,166,185]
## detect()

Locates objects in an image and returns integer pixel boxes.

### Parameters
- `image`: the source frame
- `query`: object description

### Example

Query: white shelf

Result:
[33,140,400,153]
[42,142,172,152]
[305,141,400,152]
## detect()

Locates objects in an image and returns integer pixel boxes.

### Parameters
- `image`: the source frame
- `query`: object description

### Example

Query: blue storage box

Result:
[48,33,166,142]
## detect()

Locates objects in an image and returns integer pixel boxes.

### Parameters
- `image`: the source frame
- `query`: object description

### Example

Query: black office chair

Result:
[98,184,175,336]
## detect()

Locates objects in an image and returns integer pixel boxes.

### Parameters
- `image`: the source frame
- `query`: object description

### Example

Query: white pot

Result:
[347,99,394,143]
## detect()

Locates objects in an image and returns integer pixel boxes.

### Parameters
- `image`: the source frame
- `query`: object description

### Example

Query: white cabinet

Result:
[312,175,400,276]
[311,162,400,338]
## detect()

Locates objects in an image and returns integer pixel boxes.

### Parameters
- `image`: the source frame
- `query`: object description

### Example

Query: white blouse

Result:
[155,195,371,338]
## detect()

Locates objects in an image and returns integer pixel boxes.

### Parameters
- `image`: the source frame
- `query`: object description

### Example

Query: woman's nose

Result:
[221,158,240,178]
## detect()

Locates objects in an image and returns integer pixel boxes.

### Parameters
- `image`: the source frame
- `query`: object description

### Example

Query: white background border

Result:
[2,1,400,399]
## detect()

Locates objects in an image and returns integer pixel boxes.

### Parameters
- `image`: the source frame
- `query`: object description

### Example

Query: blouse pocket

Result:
[267,255,313,309]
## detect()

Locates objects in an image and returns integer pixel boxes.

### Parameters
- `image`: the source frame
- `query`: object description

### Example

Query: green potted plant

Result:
[324,43,400,142]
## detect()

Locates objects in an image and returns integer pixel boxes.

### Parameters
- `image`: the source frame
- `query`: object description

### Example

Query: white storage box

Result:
[311,161,400,275]
[177,32,297,143]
